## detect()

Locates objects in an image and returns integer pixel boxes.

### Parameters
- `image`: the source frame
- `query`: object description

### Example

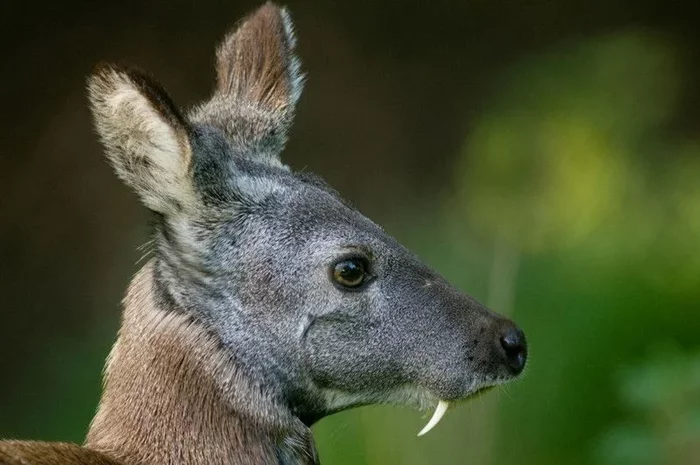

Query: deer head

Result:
[85,2,527,463]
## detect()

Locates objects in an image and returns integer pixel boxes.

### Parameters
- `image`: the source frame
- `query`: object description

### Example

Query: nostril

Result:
[499,327,527,375]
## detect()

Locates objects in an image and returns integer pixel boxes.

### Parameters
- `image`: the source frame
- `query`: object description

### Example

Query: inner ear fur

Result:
[87,64,195,214]
[215,2,303,112]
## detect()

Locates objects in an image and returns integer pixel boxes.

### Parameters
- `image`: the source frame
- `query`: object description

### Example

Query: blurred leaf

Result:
[594,348,700,465]
[454,33,680,252]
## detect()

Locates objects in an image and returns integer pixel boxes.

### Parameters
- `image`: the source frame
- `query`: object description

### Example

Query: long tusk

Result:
[417,400,449,436]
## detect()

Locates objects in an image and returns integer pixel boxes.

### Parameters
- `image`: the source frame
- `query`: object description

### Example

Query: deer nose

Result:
[497,322,527,375]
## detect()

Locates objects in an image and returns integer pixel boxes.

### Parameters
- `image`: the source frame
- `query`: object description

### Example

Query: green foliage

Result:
[594,348,700,464]
[455,33,681,252]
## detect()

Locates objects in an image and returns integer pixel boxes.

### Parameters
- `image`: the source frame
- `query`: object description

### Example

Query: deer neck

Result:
[85,261,318,465]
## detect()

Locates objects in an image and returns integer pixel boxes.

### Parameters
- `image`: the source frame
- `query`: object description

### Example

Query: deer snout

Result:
[495,320,528,375]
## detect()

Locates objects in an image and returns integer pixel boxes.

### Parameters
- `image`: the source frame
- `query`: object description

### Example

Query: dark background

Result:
[2,1,699,464]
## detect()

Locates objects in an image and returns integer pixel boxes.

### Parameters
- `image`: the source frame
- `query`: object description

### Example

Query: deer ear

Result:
[88,65,194,214]
[191,2,304,162]
[216,2,303,111]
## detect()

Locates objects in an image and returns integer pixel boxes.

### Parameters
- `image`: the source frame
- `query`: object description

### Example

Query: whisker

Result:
[499,384,513,401]
[135,239,155,265]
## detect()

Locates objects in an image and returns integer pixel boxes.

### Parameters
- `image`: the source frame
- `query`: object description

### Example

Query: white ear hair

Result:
[88,65,194,214]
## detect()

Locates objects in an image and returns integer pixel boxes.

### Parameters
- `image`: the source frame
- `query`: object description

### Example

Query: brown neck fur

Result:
[85,262,317,465]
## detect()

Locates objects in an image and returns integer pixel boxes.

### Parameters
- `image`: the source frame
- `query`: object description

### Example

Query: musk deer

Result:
[0,3,528,464]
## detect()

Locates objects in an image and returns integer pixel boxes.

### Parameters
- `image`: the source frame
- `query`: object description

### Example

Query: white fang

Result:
[417,400,449,436]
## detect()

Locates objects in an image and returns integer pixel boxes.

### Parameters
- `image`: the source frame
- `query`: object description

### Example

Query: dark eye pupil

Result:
[333,259,366,287]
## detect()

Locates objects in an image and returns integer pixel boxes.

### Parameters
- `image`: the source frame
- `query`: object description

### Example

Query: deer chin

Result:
[317,381,497,437]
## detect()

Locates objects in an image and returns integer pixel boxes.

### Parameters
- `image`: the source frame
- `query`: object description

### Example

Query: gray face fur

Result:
[88,3,526,428]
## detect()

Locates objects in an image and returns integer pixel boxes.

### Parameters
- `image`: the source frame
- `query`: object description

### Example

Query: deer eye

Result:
[331,257,370,289]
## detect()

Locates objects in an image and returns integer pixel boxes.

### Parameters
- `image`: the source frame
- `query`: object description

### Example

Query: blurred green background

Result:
[1,1,699,464]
